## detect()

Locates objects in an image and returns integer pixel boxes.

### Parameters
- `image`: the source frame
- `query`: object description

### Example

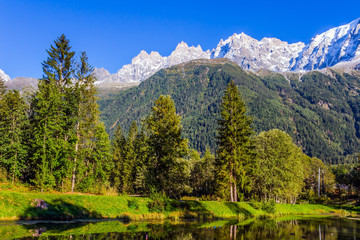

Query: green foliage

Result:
[99,60,360,163]
[261,200,276,213]
[147,189,171,212]
[253,129,305,203]
[0,90,29,183]
[189,149,216,197]
[145,95,190,198]
[216,81,255,202]
[127,199,140,210]
[250,199,262,210]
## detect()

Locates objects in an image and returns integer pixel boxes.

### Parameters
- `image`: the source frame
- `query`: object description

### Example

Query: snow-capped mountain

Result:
[292,18,360,71]
[94,42,210,83]
[0,69,10,82]
[94,18,360,83]
[210,33,305,72]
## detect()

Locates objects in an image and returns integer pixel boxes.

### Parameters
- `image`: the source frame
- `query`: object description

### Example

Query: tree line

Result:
[0,35,338,203]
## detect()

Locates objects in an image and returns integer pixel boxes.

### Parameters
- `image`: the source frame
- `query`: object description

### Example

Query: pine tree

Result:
[216,81,255,202]
[111,124,126,191]
[145,95,190,198]
[0,90,29,183]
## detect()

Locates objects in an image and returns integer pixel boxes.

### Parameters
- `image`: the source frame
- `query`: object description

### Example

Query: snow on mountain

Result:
[94,42,211,84]
[210,33,305,72]
[95,18,360,84]
[0,69,10,82]
[292,18,360,71]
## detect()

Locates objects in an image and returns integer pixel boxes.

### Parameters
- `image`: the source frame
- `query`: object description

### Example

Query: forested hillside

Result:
[99,59,360,164]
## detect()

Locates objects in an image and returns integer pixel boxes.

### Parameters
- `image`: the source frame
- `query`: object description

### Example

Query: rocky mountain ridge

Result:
[94,18,360,83]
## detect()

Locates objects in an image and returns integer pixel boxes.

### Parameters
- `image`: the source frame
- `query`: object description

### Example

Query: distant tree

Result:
[216,80,255,202]
[190,149,216,197]
[303,156,335,197]
[145,95,190,198]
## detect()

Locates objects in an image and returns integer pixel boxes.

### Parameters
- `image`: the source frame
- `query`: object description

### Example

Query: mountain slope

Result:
[292,18,360,71]
[99,59,360,163]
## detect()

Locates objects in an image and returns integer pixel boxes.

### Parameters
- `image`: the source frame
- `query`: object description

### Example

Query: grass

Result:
[0,190,355,221]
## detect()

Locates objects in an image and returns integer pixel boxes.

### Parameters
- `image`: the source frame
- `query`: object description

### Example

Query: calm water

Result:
[1,217,360,239]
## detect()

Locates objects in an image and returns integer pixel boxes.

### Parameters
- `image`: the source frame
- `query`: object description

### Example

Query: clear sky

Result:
[1,0,359,78]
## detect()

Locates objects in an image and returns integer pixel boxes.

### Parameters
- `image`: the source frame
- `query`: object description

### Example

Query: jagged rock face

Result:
[5,77,38,91]
[165,41,210,67]
[93,67,111,83]
[0,69,10,82]
[210,33,305,72]
[93,18,360,83]
[292,18,360,71]
[95,42,211,83]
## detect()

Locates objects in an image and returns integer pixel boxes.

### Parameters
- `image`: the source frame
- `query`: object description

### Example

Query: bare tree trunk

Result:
[234,225,237,239]
[234,175,238,202]
[230,167,234,202]
[71,121,80,192]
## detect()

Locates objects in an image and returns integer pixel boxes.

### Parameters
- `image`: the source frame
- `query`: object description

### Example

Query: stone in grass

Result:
[33,199,48,210]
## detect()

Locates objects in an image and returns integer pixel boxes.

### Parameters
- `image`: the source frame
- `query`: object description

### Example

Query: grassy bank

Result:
[0,190,354,221]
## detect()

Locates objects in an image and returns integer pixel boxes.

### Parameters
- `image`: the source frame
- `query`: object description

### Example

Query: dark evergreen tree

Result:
[30,34,75,191]
[0,90,29,183]
[145,95,190,198]
[216,80,255,202]
[111,124,126,192]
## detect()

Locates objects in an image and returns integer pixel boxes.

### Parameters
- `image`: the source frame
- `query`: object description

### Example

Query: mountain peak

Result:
[175,41,189,49]
[95,18,360,84]
[292,17,360,71]
[0,69,10,82]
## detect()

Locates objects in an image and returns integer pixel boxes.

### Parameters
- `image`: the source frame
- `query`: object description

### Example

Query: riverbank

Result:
[0,191,355,221]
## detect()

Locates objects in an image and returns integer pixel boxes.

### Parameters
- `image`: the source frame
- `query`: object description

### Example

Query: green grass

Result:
[0,190,352,221]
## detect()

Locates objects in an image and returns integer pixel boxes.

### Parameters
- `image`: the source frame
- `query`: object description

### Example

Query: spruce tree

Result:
[30,34,75,191]
[71,52,98,192]
[0,90,29,183]
[111,124,126,192]
[216,81,254,202]
[145,95,190,198]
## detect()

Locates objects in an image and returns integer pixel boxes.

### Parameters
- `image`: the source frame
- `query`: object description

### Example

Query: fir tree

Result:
[30,34,75,191]
[216,81,255,202]
[71,51,97,192]
[0,90,29,183]
[145,95,190,198]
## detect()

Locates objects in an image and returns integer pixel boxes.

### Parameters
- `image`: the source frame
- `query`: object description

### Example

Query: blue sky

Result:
[1,0,359,78]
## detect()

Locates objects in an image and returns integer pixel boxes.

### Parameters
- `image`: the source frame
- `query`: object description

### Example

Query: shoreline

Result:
[0,190,356,221]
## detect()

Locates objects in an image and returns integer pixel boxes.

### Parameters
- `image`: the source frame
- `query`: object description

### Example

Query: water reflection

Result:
[1,217,360,239]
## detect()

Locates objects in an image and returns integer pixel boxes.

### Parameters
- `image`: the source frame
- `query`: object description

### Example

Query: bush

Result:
[261,200,276,213]
[147,190,171,212]
[250,199,262,210]
[127,199,139,210]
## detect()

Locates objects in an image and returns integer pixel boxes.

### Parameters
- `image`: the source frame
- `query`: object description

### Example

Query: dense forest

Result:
[99,59,360,164]
[1,35,360,205]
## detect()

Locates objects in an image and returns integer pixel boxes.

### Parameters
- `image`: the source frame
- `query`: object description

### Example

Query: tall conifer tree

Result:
[145,95,190,198]
[216,81,254,202]
[0,90,29,183]
[30,34,75,191]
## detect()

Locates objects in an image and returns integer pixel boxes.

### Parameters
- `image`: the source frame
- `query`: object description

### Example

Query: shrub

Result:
[127,199,139,210]
[261,200,276,213]
[250,199,262,210]
[147,190,171,212]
